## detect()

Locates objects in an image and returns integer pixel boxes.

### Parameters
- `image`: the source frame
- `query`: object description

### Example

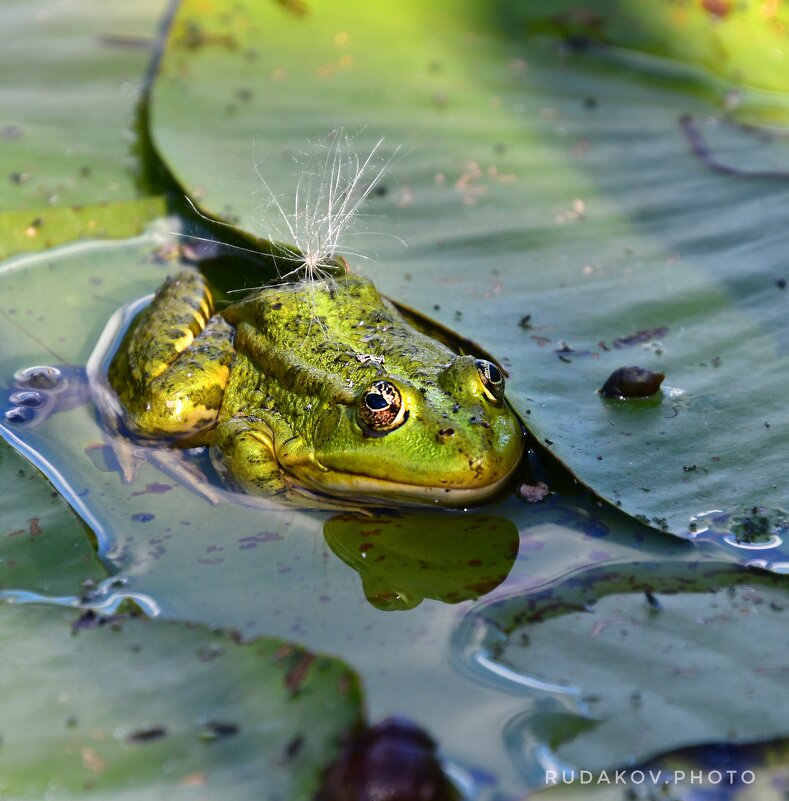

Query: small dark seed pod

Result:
[600,366,665,399]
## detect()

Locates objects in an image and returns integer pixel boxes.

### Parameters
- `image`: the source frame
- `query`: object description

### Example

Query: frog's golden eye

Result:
[476,359,505,402]
[359,380,406,431]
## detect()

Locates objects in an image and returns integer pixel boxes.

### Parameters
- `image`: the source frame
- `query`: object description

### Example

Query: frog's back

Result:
[222,275,455,388]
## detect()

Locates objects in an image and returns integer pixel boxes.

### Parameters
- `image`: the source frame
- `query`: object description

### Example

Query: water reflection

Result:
[324,512,519,610]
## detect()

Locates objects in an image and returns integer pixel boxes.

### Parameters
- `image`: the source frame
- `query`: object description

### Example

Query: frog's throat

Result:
[290,456,522,507]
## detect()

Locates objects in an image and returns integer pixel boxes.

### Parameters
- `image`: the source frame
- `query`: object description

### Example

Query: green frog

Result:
[108,268,524,506]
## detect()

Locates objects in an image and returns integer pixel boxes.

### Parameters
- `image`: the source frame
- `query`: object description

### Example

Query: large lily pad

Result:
[0,439,105,598]
[0,0,168,213]
[494,0,789,102]
[0,196,167,260]
[453,560,789,780]
[0,602,361,800]
[148,0,789,541]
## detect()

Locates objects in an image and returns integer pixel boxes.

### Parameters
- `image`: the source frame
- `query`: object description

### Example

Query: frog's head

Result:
[283,355,524,506]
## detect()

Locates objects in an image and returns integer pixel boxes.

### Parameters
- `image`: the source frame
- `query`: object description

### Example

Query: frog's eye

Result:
[475,359,505,402]
[359,380,407,431]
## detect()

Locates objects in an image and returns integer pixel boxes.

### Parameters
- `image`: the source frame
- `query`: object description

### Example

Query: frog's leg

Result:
[210,416,290,497]
[108,271,234,441]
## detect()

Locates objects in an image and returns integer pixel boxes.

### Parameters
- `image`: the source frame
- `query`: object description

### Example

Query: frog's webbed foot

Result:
[108,271,235,441]
[3,365,90,428]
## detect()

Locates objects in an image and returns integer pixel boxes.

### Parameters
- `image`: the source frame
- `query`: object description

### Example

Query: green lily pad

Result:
[0,603,361,799]
[148,0,789,540]
[0,196,167,259]
[496,0,789,102]
[454,560,789,779]
[0,439,105,597]
[0,0,167,213]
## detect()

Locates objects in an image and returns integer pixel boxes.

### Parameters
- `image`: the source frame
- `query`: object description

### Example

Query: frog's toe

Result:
[4,365,89,428]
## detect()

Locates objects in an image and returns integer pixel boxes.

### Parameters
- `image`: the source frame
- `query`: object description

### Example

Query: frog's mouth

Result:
[290,456,522,507]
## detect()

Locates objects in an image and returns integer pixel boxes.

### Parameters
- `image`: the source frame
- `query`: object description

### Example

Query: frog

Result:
[107,267,524,507]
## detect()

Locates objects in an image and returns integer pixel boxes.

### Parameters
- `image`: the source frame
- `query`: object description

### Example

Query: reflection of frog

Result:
[324,512,520,610]
[107,269,524,506]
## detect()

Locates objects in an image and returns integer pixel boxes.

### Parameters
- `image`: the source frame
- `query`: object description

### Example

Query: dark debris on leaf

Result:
[318,717,459,801]
[127,725,168,743]
[71,610,128,633]
[197,720,240,741]
[600,366,665,399]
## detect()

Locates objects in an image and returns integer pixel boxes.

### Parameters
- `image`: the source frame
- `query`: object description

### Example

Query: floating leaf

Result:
[0,439,105,598]
[0,0,167,212]
[0,196,167,259]
[0,603,361,799]
[454,560,789,779]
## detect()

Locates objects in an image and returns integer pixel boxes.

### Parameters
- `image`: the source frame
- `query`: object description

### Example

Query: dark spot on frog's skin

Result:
[600,366,665,399]
[131,513,155,523]
[776,278,787,290]
[373,184,388,197]
[436,428,454,442]
[128,726,168,743]
[10,171,30,184]
[272,302,282,310]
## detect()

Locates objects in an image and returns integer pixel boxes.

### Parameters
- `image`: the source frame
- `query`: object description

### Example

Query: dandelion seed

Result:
[252,128,403,285]
[173,129,404,301]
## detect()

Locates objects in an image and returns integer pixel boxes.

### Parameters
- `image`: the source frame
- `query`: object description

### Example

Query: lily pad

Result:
[453,560,789,780]
[0,196,167,260]
[494,0,789,103]
[148,0,789,539]
[0,439,105,598]
[0,0,168,212]
[0,602,361,800]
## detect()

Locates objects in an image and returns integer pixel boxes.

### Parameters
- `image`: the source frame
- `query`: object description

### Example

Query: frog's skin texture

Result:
[108,271,524,506]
